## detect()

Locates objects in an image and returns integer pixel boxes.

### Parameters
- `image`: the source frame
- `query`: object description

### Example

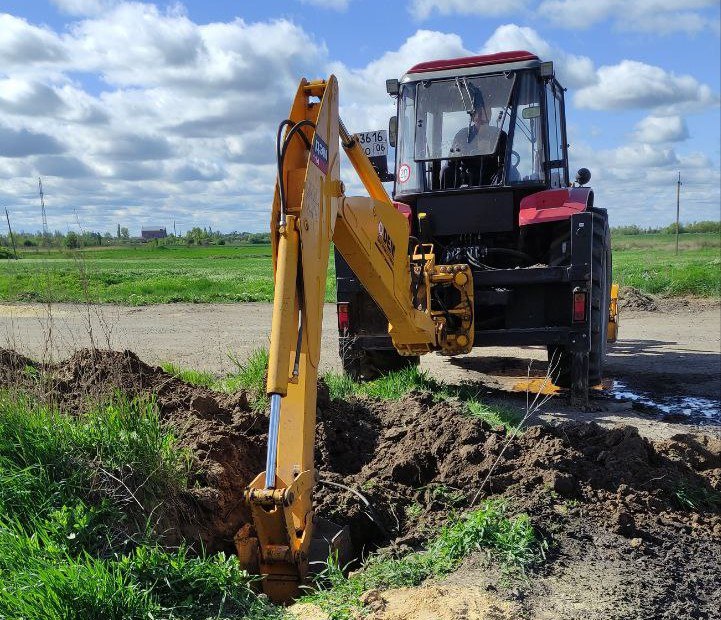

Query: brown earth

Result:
[2,348,720,619]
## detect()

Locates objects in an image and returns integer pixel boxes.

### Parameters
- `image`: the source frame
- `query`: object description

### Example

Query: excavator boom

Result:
[236,76,473,602]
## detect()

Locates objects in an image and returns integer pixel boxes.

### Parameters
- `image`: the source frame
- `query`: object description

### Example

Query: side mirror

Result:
[388,116,398,148]
[576,168,591,186]
[522,105,541,119]
[386,79,399,97]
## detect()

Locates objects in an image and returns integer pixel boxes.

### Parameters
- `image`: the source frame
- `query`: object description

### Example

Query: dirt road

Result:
[1,301,719,437]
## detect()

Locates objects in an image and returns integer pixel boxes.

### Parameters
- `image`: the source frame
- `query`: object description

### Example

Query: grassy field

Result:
[0,230,718,304]
[0,244,293,305]
[612,232,719,297]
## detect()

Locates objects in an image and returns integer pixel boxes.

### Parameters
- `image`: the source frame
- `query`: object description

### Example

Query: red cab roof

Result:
[407,50,539,74]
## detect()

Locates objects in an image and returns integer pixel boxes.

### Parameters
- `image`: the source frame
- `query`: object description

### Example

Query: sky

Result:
[0,0,719,235]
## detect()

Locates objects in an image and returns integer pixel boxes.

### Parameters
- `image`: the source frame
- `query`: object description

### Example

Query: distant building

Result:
[141,226,167,241]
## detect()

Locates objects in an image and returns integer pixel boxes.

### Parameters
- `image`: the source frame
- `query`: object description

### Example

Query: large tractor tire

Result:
[341,343,420,381]
[549,209,611,394]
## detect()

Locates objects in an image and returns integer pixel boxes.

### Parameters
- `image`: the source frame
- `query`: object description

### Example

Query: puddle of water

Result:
[611,380,721,424]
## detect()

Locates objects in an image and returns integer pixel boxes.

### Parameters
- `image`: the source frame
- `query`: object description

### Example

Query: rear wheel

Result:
[549,210,611,392]
[341,342,419,381]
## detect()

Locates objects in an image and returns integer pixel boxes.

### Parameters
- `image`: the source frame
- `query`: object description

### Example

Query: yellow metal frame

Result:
[239,75,474,602]
[607,283,619,343]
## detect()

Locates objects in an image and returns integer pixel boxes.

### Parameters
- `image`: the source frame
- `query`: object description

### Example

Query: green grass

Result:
[0,391,280,620]
[301,499,541,620]
[1,231,716,304]
[612,232,720,297]
[673,481,721,512]
[160,363,217,389]
[162,351,523,430]
[0,243,336,305]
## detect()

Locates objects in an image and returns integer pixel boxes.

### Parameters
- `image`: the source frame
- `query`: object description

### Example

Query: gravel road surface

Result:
[2,301,719,439]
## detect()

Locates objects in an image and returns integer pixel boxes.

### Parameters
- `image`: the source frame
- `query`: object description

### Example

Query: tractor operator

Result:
[442,87,507,188]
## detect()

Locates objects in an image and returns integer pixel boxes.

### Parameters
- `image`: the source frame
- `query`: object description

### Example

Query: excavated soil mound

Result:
[2,349,719,617]
[315,393,721,550]
[619,286,659,311]
[1,348,266,553]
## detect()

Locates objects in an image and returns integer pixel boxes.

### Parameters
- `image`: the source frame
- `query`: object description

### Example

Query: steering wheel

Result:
[510,150,521,167]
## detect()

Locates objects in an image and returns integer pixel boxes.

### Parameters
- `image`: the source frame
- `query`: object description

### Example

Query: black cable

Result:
[276,119,316,225]
[276,120,294,225]
[275,118,316,368]
[317,478,393,538]
[292,260,305,377]
[485,247,535,264]
[408,236,424,307]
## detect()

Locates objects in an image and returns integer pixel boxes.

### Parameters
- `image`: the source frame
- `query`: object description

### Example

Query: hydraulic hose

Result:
[276,119,315,226]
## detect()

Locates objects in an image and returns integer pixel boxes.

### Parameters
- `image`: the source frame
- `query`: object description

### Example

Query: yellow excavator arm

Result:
[235,76,474,602]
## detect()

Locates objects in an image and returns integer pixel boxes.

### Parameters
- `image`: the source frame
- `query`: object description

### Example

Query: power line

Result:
[38,177,50,245]
[675,171,682,255]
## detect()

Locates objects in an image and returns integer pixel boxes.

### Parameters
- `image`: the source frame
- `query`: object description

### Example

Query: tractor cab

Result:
[388,51,569,201]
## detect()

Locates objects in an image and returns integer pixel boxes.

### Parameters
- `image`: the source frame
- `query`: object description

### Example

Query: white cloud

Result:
[0,14,68,67]
[481,24,596,89]
[0,6,718,232]
[409,0,530,20]
[566,132,720,226]
[332,29,468,108]
[0,6,329,233]
[538,0,720,34]
[0,79,65,116]
[633,115,689,143]
[575,60,717,111]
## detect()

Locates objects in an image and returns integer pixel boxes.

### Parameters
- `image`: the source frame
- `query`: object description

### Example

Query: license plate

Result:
[356,130,388,157]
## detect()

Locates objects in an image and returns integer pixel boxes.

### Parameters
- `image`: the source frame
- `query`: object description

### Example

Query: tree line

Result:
[0,227,271,251]
[610,221,719,235]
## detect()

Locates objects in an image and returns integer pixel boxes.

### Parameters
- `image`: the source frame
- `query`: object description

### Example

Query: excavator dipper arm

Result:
[236,76,473,602]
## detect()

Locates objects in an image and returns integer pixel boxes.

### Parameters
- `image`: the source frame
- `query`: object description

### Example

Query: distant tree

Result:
[120,227,129,240]
[65,231,79,249]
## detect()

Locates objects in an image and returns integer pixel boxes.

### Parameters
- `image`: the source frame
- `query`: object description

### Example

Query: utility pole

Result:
[675,171,682,255]
[5,208,17,259]
[38,177,49,247]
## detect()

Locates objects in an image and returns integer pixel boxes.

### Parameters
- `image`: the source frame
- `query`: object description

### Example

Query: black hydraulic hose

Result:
[317,478,393,539]
[485,247,535,264]
[275,118,316,369]
[276,120,294,226]
[408,236,425,307]
[276,119,316,225]
[292,261,305,378]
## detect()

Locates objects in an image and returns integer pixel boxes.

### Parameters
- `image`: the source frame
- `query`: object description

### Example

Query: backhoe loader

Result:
[236,51,619,603]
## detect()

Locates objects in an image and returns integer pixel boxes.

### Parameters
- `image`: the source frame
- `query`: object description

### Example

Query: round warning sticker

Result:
[398,163,411,184]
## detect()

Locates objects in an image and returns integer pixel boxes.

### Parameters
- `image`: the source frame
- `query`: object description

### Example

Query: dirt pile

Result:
[2,348,720,618]
[3,348,720,550]
[315,393,721,550]
[619,286,659,311]
[1,348,265,553]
